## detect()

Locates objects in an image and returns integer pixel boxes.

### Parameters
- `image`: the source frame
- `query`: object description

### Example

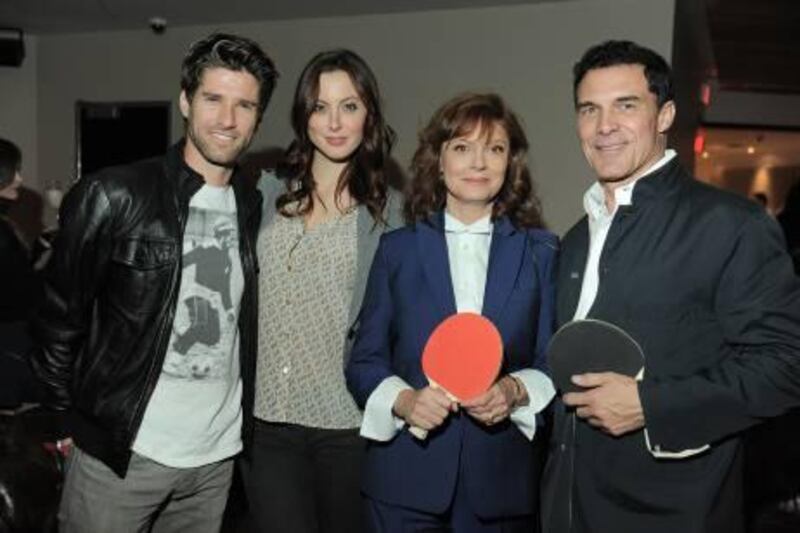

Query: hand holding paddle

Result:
[407,313,503,439]
[393,386,457,433]
[563,372,645,436]
[460,375,522,426]
[546,319,646,436]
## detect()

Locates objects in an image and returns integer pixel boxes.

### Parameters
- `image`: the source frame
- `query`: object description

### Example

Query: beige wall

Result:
[27,0,674,234]
[0,35,38,189]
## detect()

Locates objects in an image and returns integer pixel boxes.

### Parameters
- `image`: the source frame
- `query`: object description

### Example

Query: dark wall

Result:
[670,0,715,171]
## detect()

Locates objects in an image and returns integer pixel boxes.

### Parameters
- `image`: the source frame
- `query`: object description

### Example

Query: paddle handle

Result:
[409,425,429,440]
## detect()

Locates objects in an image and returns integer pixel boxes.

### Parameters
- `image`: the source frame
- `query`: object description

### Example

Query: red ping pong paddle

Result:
[409,312,503,439]
[546,319,644,394]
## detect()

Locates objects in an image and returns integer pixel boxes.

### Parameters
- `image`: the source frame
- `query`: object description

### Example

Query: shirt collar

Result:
[583,149,677,220]
[444,211,493,235]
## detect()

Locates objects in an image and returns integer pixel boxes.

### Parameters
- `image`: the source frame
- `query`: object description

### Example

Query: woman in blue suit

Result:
[346,93,557,532]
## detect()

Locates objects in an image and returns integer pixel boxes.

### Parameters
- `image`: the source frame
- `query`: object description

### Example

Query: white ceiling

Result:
[1,0,569,35]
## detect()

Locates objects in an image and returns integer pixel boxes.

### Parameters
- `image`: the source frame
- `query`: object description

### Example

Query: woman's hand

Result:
[462,376,526,426]
[393,386,458,431]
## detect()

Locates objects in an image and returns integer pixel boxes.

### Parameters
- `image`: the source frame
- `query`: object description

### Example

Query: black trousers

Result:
[241,420,365,533]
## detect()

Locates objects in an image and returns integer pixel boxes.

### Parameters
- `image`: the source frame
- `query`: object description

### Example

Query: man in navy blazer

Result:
[541,40,800,533]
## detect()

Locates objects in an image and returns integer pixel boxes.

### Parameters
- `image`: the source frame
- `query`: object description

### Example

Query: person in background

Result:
[241,49,400,533]
[0,137,42,408]
[30,33,277,533]
[540,40,800,533]
[778,182,800,273]
[346,93,557,532]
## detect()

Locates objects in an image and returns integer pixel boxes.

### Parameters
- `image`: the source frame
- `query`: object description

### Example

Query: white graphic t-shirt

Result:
[133,184,244,467]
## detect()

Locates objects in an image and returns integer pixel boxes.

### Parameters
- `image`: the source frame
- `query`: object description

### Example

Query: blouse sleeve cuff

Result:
[359,376,412,442]
[508,369,555,441]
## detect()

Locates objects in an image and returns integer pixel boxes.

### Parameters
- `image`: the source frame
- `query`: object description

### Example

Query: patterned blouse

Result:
[254,207,362,429]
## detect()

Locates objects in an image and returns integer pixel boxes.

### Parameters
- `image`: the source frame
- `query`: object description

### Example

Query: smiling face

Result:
[576,64,675,190]
[440,122,509,223]
[307,70,367,165]
[180,67,261,182]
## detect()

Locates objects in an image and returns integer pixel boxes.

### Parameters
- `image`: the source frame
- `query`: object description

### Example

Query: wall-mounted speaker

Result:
[0,28,25,67]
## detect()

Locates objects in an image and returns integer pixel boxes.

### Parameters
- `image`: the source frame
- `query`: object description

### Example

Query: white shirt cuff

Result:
[643,428,710,459]
[359,376,412,442]
[508,369,555,441]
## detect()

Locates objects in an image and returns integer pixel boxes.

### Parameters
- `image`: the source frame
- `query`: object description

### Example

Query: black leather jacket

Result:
[31,142,261,477]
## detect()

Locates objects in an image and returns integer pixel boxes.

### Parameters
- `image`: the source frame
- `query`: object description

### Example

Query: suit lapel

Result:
[482,218,525,325]
[348,205,380,322]
[417,215,457,319]
[602,205,643,256]
[558,218,589,325]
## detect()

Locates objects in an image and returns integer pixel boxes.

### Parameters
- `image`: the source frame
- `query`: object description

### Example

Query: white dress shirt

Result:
[575,149,709,458]
[574,150,676,321]
[359,212,555,442]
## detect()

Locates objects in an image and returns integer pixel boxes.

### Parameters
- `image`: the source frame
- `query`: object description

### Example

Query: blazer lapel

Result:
[557,218,589,325]
[481,218,525,325]
[417,214,457,319]
[348,205,381,323]
[602,204,643,256]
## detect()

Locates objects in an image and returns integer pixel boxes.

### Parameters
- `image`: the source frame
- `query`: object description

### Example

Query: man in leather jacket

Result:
[31,33,277,533]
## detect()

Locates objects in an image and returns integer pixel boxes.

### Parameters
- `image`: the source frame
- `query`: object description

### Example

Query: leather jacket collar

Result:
[164,139,259,219]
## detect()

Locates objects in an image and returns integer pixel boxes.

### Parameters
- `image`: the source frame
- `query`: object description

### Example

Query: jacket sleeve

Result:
[0,222,40,320]
[639,211,800,450]
[506,231,559,439]
[345,234,397,408]
[533,231,559,372]
[30,177,115,410]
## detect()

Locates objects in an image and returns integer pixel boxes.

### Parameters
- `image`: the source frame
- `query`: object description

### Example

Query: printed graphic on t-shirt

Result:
[163,207,241,381]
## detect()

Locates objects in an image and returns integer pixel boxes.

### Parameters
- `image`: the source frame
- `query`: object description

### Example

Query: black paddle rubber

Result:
[546,319,644,394]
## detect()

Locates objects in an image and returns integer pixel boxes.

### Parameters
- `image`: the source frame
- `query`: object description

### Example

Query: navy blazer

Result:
[346,213,557,518]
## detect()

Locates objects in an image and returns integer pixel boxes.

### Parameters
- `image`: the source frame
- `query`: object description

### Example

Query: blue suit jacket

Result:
[346,213,558,518]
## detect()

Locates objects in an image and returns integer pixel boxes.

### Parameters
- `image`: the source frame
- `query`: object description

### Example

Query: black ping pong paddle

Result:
[546,319,644,394]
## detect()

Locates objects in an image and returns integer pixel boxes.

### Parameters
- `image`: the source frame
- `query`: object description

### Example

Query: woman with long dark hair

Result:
[346,93,557,531]
[243,49,400,533]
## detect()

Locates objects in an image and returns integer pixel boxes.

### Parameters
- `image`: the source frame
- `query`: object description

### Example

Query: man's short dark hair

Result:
[0,137,21,189]
[573,40,674,108]
[181,33,278,121]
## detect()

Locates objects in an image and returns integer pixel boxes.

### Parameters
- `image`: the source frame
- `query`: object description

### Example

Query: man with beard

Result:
[32,33,277,532]
[541,40,800,532]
